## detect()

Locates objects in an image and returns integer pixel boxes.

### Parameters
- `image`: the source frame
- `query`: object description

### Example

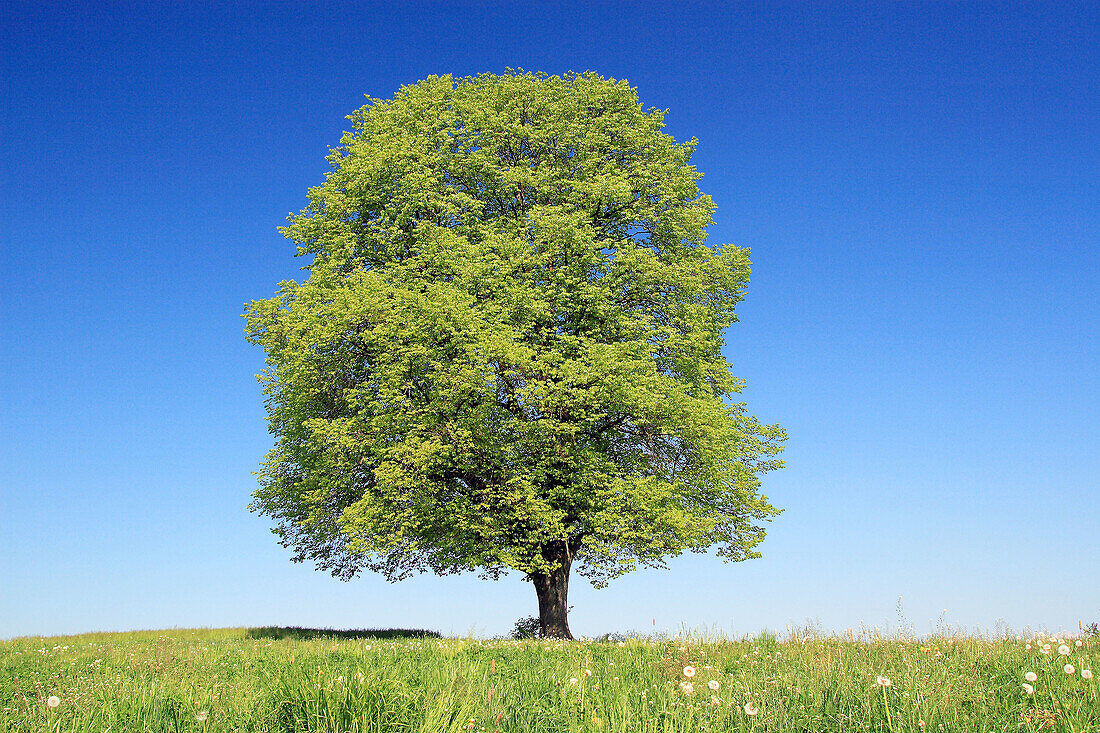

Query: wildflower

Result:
[1021,683,1034,695]
[1058,645,1070,655]
[1082,669,1093,680]
[584,669,592,677]
[743,702,759,716]
[680,681,694,695]
[1025,672,1037,682]
[1076,640,1083,647]
[569,677,578,685]
[708,679,720,691]
[46,696,60,708]
[1041,644,1051,654]
[683,666,696,678]
[1025,643,1032,650]
[876,676,892,687]
[1064,664,1075,674]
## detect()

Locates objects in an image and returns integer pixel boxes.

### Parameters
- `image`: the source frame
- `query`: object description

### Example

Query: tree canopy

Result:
[245,70,785,637]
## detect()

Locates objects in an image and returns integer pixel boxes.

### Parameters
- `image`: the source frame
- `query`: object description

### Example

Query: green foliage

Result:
[244,69,785,589]
[511,616,542,640]
[245,626,441,641]
[3,628,1098,732]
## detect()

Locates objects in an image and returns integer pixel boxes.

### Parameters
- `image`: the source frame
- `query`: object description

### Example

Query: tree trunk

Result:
[531,541,573,639]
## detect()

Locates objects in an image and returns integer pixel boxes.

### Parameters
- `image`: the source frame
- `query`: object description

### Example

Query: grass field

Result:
[2,626,1096,732]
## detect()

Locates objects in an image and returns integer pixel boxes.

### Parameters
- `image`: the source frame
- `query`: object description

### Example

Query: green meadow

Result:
[2,627,1096,732]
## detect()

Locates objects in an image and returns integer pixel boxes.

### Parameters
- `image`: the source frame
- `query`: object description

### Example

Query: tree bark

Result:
[531,541,573,639]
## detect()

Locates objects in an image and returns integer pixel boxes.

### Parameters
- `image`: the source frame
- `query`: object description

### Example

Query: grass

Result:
[1,626,1096,732]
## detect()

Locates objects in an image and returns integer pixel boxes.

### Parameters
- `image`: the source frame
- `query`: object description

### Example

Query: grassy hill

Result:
[2,626,1096,731]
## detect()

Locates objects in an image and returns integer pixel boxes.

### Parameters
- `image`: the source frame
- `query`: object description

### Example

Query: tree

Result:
[245,70,785,639]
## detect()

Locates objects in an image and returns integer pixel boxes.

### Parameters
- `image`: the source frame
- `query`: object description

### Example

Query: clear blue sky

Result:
[2,1,1097,641]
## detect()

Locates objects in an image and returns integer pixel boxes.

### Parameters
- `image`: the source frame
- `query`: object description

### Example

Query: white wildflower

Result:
[1021,683,1034,695]
[708,679,720,691]
[682,666,695,678]
[876,675,892,687]
[46,696,60,708]
[1024,671,1037,682]
[743,702,759,715]
[1064,664,1076,674]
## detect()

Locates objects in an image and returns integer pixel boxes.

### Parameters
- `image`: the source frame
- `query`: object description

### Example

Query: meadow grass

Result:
[2,626,1096,732]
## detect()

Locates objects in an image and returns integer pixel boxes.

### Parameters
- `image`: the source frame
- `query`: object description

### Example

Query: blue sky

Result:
[2,1,1097,640]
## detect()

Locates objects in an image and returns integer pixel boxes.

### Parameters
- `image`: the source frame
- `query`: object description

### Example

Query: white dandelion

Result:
[1021,683,1034,695]
[1058,644,1070,656]
[876,675,892,687]
[1064,664,1076,675]
[683,666,696,678]
[1075,640,1083,648]
[1082,669,1093,680]
[743,702,759,716]
[1024,671,1037,682]
[569,677,578,685]
[46,696,60,708]
[196,711,208,723]
[708,679,720,691]
[680,681,694,695]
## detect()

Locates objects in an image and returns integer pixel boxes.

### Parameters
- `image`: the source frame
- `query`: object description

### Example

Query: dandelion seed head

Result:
[1058,645,1070,656]
[680,681,694,695]
[196,711,208,722]
[708,679,720,691]
[1081,669,1093,680]
[1025,672,1037,682]
[46,696,60,708]
[1021,683,1034,695]
[682,666,695,678]
[876,675,892,687]
[1064,664,1076,674]
[744,702,759,716]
